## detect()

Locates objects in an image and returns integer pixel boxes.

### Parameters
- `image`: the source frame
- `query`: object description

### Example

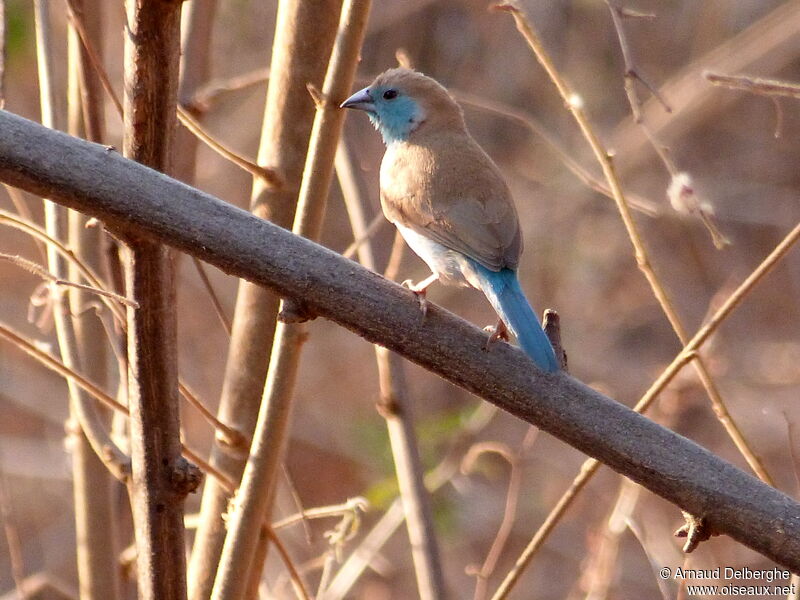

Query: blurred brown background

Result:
[2,0,800,598]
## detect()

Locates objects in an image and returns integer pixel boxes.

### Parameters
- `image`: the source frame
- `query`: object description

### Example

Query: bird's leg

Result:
[483,319,510,351]
[402,273,438,317]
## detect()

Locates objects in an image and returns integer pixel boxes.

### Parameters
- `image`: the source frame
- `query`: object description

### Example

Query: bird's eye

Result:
[382,89,398,100]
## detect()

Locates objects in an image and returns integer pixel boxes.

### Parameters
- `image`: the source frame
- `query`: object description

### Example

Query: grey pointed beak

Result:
[340,87,375,112]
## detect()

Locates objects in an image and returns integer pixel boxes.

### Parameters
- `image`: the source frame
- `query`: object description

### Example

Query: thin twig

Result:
[496,1,771,485]
[176,105,281,186]
[454,89,659,216]
[341,212,386,259]
[605,0,671,121]
[0,252,138,308]
[0,321,131,480]
[191,67,270,111]
[625,515,673,600]
[579,465,643,600]
[0,471,27,598]
[191,257,232,335]
[64,0,122,117]
[464,429,538,600]
[323,402,497,599]
[266,528,312,600]
[272,497,369,531]
[705,71,800,99]
[705,71,800,141]
[281,464,314,544]
[178,381,247,452]
[67,2,281,191]
[605,1,728,248]
[0,323,126,414]
[2,184,47,262]
[383,229,406,283]
[490,217,800,598]
[0,209,126,325]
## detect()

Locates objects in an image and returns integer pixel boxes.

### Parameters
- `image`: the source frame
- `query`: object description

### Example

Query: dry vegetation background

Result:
[1,0,800,598]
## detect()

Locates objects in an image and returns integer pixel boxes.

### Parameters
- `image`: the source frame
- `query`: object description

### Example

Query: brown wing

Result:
[380,132,522,271]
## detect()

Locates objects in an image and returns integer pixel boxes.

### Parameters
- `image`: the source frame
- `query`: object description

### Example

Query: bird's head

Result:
[341,68,464,144]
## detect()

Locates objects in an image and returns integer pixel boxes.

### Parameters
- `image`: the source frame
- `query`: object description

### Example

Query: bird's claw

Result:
[402,279,429,317]
[483,320,510,351]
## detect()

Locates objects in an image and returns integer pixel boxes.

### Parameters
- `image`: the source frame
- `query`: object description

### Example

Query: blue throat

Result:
[369,95,420,144]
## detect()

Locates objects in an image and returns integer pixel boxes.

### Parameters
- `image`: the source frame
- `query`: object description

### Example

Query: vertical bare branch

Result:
[121,1,200,599]
[187,2,341,599]
[174,0,217,184]
[210,2,371,598]
[65,2,122,598]
[36,2,128,596]
[336,140,445,599]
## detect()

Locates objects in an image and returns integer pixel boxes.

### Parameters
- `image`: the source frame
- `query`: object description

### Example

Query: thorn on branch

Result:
[619,7,656,19]
[490,2,520,16]
[306,83,331,111]
[214,428,250,458]
[675,511,719,553]
[395,48,414,69]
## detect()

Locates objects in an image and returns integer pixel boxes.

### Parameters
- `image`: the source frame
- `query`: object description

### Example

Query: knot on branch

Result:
[215,428,250,459]
[278,298,318,324]
[170,456,204,497]
[376,394,402,418]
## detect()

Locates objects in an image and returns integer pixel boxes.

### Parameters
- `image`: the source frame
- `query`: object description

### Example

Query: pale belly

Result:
[394,223,482,289]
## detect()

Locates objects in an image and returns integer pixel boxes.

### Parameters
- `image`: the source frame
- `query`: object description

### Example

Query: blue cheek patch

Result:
[372,93,420,143]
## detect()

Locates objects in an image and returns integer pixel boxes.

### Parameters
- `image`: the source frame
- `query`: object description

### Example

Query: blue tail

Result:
[470,261,559,372]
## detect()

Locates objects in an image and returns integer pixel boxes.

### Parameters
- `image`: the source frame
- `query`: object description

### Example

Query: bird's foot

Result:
[401,273,438,318]
[402,279,430,317]
[483,320,510,351]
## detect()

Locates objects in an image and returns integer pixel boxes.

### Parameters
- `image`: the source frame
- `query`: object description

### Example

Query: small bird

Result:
[341,68,559,372]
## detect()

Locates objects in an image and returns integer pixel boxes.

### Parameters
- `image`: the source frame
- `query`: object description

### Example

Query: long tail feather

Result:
[470,261,559,372]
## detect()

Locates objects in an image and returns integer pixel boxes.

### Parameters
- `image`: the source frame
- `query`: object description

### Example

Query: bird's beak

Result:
[340,87,375,112]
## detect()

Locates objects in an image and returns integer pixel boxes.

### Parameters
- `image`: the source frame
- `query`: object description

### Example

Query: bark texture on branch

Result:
[121,2,197,599]
[0,109,799,573]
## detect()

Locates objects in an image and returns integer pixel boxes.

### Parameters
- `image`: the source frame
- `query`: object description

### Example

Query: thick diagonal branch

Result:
[0,109,799,573]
